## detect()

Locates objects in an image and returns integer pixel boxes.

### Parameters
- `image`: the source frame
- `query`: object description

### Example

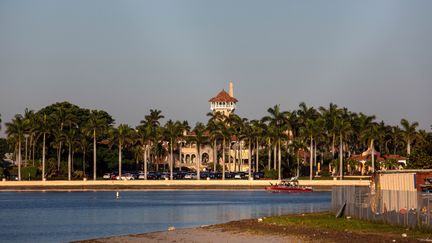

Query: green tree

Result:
[163,120,183,180]
[85,110,111,180]
[136,121,152,179]
[5,114,29,180]
[319,103,340,159]
[263,105,290,180]
[334,118,352,179]
[361,124,380,173]
[400,119,419,155]
[109,124,134,178]
[406,133,432,169]
[35,114,51,180]
[191,123,208,180]
[207,111,225,172]
[51,106,77,172]
[63,128,77,180]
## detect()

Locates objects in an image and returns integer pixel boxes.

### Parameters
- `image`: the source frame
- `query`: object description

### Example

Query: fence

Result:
[332,186,432,229]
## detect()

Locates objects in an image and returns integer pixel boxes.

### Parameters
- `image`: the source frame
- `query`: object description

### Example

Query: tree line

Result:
[1,101,431,181]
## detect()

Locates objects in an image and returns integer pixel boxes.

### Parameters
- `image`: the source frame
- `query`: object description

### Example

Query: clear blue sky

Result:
[1,0,431,133]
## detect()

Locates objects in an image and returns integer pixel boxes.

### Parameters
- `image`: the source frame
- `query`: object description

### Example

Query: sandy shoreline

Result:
[73,215,424,243]
[0,179,369,191]
[73,225,319,243]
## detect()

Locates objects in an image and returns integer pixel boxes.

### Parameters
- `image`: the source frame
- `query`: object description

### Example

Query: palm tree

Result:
[63,128,77,180]
[220,121,231,179]
[400,119,419,155]
[142,109,164,171]
[109,124,134,178]
[290,137,306,177]
[35,114,50,180]
[242,120,254,179]
[5,114,28,180]
[319,103,340,159]
[136,122,152,180]
[23,108,35,166]
[207,111,225,172]
[225,113,241,172]
[251,120,264,173]
[85,110,110,180]
[177,121,190,171]
[191,123,207,180]
[361,124,380,173]
[52,106,77,172]
[163,120,183,180]
[78,131,91,176]
[300,119,315,180]
[334,118,352,179]
[263,105,290,180]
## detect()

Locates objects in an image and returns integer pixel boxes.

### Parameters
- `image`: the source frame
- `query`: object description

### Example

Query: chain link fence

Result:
[332,186,432,229]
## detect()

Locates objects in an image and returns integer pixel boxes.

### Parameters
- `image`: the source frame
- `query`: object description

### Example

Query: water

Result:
[0,190,330,243]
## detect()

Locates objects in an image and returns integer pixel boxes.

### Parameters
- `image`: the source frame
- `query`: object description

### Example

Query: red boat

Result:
[265,177,313,192]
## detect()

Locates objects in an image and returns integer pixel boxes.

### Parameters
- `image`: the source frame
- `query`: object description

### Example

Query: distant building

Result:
[176,81,249,171]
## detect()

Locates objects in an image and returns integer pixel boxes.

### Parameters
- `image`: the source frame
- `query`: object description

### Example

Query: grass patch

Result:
[264,212,432,239]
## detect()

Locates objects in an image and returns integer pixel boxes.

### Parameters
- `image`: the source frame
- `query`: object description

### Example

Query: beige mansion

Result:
[174,81,250,171]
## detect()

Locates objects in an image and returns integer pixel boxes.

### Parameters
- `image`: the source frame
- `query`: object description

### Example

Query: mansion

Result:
[173,81,250,172]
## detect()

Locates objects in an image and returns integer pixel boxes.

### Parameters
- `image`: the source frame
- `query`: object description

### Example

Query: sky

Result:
[1,0,431,135]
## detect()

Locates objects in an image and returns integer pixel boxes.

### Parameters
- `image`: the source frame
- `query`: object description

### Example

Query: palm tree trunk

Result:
[339,134,343,180]
[278,139,281,181]
[314,141,317,167]
[170,141,173,180]
[83,149,86,176]
[273,144,277,170]
[179,142,182,172]
[222,138,226,180]
[197,145,200,180]
[255,137,259,173]
[407,138,411,155]
[18,139,22,181]
[248,138,252,180]
[267,142,271,170]
[332,133,335,159]
[228,140,232,173]
[309,136,313,180]
[93,129,97,180]
[143,145,147,180]
[42,133,46,180]
[371,139,375,173]
[25,136,28,167]
[213,139,217,172]
[118,143,122,178]
[239,141,243,171]
[234,143,237,172]
[296,150,300,177]
[68,144,71,181]
[32,136,35,166]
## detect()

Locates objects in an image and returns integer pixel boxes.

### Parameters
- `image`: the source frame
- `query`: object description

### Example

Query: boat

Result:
[265,177,313,192]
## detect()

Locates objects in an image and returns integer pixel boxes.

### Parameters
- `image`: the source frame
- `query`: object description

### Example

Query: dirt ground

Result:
[74,218,426,243]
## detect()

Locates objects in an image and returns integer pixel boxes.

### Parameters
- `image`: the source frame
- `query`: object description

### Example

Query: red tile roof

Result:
[209,90,238,103]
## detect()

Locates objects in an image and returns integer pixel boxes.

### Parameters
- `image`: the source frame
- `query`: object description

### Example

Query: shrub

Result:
[21,166,39,180]
[264,168,277,179]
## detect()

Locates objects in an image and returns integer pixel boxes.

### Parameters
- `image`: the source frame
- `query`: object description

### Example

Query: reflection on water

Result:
[0,190,330,243]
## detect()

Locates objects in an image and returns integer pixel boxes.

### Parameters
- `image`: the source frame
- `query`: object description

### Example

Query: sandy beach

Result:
[74,225,319,243]
[74,215,423,243]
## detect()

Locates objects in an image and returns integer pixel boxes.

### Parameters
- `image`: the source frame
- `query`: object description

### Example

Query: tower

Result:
[209,81,238,117]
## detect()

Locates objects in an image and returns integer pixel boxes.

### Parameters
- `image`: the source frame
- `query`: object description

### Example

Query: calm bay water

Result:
[0,190,330,243]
